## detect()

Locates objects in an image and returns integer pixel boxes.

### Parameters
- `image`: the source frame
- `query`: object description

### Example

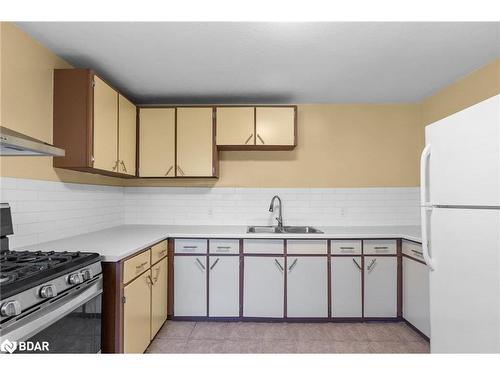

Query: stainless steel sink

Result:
[247,225,323,234]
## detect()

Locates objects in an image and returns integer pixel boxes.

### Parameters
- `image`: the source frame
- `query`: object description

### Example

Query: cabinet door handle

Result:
[177,166,185,176]
[244,134,253,144]
[274,258,284,272]
[210,258,220,270]
[257,134,265,144]
[165,165,173,176]
[120,160,127,173]
[352,258,362,270]
[112,160,119,171]
[195,257,206,271]
[152,266,161,283]
[367,259,377,271]
[146,274,154,286]
[288,259,298,272]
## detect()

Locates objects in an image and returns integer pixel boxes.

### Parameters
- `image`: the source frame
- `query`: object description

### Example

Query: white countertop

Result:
[17,224,421,262]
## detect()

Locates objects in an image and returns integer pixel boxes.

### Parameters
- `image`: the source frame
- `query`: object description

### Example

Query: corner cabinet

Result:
[53,69,136,177]
[216,106,296,150]
[102,240,169,353]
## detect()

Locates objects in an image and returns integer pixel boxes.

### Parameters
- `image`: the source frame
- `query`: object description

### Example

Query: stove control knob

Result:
[81,269,92,281]
[39,284,58,299]
[0,300,21,317]
[68,273,83,285]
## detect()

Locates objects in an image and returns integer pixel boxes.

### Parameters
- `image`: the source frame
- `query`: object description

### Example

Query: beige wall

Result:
[421,58,500,126]
[1,23,498,188]
[0,22,123,186]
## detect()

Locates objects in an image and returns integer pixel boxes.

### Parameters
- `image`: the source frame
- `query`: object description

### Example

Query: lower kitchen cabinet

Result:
[403,256,430,337]
[364,256,398,318]
[174,256,207,317]
[287,256,328,318]
[243,256,284,318]
[151,257,168,339]
[209,256,240,317]
[123,270,152,354]
[331,256,363,318]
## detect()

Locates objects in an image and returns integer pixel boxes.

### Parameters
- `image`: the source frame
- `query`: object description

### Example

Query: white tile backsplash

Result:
[1,177,420,248]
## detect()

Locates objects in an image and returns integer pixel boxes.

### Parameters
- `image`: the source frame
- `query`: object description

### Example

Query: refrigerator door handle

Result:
[420,143,435,270]
[420,144,432,207]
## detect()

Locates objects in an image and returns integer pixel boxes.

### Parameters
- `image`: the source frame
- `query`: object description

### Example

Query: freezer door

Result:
[425,94,500,206]
[429,207,500,353]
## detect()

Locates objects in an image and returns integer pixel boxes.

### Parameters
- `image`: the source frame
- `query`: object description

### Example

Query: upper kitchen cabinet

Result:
[118,95,137,176]
[138,108,176,177]
[255,107,296,148]
[176,107,217,177]
[53,69,136,177]
[216,107,255,147]
[215,106,297,150]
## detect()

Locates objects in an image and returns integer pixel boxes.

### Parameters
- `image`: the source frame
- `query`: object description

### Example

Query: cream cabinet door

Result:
[243,256,284,318]
[331,256,362,317]
[255,107,295,146]
[174,256,207,317]
[364,256,398,318]
[118,94,136,176]
[139,108,175,177]
[176,107,214,176]
[123,270,151,353]
[151,257,168,339]
[216,107,255,145]
[208,256,240,317]
[287,256,328,318]
[93,76,118,171]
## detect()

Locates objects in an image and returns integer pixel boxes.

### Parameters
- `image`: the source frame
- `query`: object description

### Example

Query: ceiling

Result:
[17,22,500,104]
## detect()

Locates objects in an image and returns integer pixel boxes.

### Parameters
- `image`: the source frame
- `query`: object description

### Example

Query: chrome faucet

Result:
[269,195,283,229]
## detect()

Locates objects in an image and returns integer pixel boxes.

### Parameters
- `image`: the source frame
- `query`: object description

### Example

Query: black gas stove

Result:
[0,203,103,353]
[0,249,101,299]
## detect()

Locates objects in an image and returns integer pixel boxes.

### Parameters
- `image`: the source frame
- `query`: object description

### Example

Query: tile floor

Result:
[146,321,430,354]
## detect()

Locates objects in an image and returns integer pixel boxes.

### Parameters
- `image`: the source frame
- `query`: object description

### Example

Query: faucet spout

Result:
[269,195,283,229]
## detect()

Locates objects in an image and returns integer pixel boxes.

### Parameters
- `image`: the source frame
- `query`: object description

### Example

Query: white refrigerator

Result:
[420,94,500,353]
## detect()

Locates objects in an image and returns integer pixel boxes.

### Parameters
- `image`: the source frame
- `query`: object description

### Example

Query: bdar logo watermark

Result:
[0,339,49,353]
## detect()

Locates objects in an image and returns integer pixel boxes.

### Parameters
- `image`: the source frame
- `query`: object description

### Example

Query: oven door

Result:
[2,275,102,354]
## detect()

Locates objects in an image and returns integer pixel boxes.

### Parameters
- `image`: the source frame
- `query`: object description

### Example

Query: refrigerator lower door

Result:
[430,207,500,353]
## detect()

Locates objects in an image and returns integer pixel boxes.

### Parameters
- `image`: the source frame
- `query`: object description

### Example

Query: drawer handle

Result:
[340,246,354,250]
[183,245,198,249]
[274,258,284,272]
[216,246,231,250]
[244,134,253,144]
[374,246,389,250]
[195,258,206,271]
[367,259,377,271]
[210,258,220,270]
[411,249,423,255]
[135,261,148,270]
[288,259,298,272]
[352,258,362,271]
[158,249,167,256]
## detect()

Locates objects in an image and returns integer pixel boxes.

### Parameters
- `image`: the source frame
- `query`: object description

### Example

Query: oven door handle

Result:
[1,276,103,343]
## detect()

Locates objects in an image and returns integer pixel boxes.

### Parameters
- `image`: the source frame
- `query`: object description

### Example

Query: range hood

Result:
[0,126,65,157]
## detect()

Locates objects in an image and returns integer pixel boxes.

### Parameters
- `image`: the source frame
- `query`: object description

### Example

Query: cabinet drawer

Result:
[209,239,240,254]
[402,240,424,262]
[287,240,327,254]
[243,239,284,254]
[174,239,207,254]
[363,240,397,255]
[331,240,362,255]
[123,249,151,285]
[151,240,168,264]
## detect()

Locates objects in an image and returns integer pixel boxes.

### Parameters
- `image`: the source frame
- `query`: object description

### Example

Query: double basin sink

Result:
[247,226,323,234]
